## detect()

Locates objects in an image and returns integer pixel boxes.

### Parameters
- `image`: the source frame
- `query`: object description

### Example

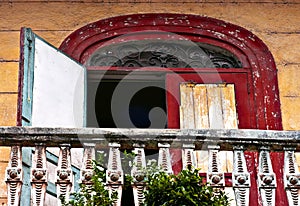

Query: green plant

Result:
[60,154,118,206]
[61,152,230,206]
[120,150,135,190]
[143,168,230,206]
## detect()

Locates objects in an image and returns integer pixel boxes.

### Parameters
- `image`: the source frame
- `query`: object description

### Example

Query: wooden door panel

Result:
[18,28,86,128]
[18,28,86,205]
[166,72,252,129]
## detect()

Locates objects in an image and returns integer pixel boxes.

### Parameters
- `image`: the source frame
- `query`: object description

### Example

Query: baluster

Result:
[81,144,95,190]
[56,144,73,205]
[5,146,23,206]
[106,143,123,206]
[207,145,225,187]
[158,143,173,175]
[182,143,196,170]
[258,146,276,206]
[232,146,250,206]
[31,144,47,206]
[131,144,146,206]
[284,147,300,206]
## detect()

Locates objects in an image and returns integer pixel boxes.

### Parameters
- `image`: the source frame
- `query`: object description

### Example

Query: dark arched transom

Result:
[87,40,242,68]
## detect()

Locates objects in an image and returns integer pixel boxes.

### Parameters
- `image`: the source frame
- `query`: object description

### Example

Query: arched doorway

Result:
[60,13,282,130]
[59,13,284,205]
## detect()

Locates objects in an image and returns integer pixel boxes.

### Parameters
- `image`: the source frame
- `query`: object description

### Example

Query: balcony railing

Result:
[1,126,300,206]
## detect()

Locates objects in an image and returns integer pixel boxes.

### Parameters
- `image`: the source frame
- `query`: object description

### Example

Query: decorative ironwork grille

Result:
[87,40,242,68]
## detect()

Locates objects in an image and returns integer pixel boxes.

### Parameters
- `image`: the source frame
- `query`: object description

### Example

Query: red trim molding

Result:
[59,14,285,205]
[17,28,26,126]
[60,13,282,130]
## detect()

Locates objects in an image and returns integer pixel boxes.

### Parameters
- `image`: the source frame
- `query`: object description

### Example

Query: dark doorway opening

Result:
[87,78,167,129]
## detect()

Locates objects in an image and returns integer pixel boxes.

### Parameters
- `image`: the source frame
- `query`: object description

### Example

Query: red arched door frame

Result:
[59,13,285,205]
[60,13,282,130]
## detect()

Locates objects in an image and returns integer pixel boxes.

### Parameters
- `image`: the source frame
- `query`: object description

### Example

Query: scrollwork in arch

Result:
[87,40,242,68]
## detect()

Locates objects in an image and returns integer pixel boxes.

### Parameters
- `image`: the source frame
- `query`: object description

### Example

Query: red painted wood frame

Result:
[166,72,251,129]
[166,71,250,184]
[60,13,282,130]
[59,14,285,205]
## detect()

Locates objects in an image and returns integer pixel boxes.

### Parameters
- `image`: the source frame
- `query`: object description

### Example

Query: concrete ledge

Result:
[0,126,299,151]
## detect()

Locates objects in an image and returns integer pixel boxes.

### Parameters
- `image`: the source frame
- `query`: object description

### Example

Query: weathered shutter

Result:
[19,28,86,205]
[179,83,237,205]
[180,83,237,171]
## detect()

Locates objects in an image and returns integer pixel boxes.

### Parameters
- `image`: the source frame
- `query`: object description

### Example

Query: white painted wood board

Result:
[31,37,85,127]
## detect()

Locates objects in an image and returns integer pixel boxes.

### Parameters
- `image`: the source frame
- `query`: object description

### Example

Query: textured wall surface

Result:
[0,1,299,129]
[0,0,299,202]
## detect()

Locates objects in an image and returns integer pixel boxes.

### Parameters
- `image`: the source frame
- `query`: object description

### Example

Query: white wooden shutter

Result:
[180,83,237,172]
[19,28,86,206]
[19,28,86,128]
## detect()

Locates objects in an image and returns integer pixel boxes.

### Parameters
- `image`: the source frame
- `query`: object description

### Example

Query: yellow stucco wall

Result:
[0,2,299,129]
[0,0,299,202]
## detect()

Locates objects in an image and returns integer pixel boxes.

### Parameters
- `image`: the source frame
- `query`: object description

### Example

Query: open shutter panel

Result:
[19,28,86,127]
[21,28,86,127]
[19,28,86,205]
[179,83,237,172]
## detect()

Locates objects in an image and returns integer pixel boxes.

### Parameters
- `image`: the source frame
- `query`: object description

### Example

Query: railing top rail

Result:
[0,126,299,150]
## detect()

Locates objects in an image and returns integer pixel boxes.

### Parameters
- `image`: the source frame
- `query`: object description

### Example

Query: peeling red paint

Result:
[58,14,285,205]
